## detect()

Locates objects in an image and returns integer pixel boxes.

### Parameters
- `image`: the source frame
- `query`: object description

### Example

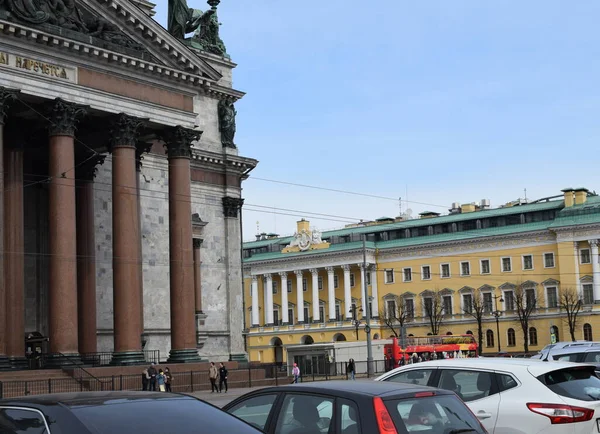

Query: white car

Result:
[375,358,600,434]
[531,341,600,361]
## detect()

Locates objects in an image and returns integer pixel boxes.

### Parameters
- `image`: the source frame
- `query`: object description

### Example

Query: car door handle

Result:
[476,411,492,420]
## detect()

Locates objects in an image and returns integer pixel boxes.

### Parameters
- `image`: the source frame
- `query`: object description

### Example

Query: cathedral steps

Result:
[0,369,84,398]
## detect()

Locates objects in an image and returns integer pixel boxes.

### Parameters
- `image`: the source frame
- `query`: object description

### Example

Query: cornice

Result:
[552,224,600,241]
[191,148,258,175]
[247,249,377,274]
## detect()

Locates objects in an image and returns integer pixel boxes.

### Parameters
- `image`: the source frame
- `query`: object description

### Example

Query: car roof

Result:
[249,380,453,399]
[551,346,600,355]
[0,391,194,407]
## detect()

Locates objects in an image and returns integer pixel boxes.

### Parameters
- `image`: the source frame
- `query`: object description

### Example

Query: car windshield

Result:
[70,397,260,434]
[384,394,485,434]
[537,367,600,401]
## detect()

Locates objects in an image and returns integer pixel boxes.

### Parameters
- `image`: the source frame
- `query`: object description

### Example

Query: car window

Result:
[339,399,361,434]
[497,373,518,392]
[385,395,486,434]
[438,369,495,402]
[275,393,334,434]
[583,352,600,363]
[385,369,434,386]
[553,353,581,362]
[0,408,49,434]
[538,367,600,401]
[227,394,278,431]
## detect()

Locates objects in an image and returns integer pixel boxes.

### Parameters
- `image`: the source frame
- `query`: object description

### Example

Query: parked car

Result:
[0,391,261,434]
[549,347,600,373]
[223,380,488,434]
[530,341,600,360]
[375,357,600,434]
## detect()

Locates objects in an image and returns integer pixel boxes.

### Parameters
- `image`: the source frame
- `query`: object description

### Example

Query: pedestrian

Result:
[209,362,218,392]
[164,367,172,392]
[347,358,355,380]
[291,362,300,384]
[141,368,149,391]
[148,363,157,391]
[157,369,166,392]
[218,362,228,393]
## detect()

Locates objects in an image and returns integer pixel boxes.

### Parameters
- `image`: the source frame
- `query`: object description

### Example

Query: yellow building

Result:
[242,187,600,368]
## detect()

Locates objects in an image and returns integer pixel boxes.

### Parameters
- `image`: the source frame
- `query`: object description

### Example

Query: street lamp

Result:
[491,294,504,353]
[349,306,363,341]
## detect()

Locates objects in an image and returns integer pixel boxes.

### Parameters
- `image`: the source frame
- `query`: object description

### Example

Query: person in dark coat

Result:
[347,358,355,380]
[164,367,173,392]
[218,362,228,393]
[148,364,157,391]
[142,368,149,391]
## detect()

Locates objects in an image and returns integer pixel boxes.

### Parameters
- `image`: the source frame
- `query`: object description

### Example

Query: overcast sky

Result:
[153,1,600,240]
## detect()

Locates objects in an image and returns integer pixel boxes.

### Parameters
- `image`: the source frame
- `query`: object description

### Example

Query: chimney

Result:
[297,219,310,233]
[461,203,476,213]
[480,199,491,209]
[561,188,575,207]
[573,188,589,206]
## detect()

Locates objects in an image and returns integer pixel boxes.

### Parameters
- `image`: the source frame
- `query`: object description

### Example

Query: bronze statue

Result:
[218,99,236,148]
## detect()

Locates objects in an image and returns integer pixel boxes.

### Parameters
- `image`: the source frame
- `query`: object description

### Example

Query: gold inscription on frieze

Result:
[14,56,68,79]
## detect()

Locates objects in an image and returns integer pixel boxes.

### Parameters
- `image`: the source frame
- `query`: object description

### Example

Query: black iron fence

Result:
[0,359,387,399]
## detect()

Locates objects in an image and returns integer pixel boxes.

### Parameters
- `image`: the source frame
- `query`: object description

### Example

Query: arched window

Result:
[507,328,516,347]
[551,325,559,342]
[446,331,453,335]
[529,327,538,346]
[584,323,593,341]
[486,329,494,348]
[465,330,473,335]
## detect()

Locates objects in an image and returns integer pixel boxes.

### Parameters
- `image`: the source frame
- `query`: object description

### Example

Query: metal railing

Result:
[34,350,160,369]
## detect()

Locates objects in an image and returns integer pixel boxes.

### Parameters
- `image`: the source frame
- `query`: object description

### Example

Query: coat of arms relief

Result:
[282,222,330,253]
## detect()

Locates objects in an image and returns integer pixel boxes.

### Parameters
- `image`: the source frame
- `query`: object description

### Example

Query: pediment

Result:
[440,288,455,295]
[499,282,516,290]
[478,284,495,292]
[382,293,398,300]
[459,286,475,293]
[542,278,560,286]
[521,280,538,288]
[0,0,222,82]
[581,275,594,283]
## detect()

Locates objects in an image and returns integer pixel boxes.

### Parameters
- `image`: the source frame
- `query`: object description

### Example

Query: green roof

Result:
[244,241,377,263]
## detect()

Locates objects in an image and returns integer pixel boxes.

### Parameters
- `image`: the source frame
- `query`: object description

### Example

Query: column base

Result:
[110,351,147,366]
[44,353,81,368]
[167,348,202,363]
[229,353,248,363]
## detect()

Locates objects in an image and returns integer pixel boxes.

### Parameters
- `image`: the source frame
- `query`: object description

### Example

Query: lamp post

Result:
[491,294,504,353]
[349,305,363,341]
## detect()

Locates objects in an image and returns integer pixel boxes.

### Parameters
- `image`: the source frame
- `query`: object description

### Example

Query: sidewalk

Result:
[189,386,271,407]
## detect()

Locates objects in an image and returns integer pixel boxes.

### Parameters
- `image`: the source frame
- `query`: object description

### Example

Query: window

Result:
[405,299,415,320]
[480,259,491,274]
[538,367,600,402]
[272,281,278,294]
[423,297,433,316]
[441,263,451,278]
[0,408,48,434]
[584,323,593,341]
[504,291,514,311]
[334,275,339,289]
[386,369,434,386]
[529,327,538,346]
[462,294,473,313]
[460,262,470,276]
[403,268,412,282]
[335,304,341,321]
[385,269,394,284]
[498,374,518,392]
[386,300,397,317]
[351,303,357,320]
[273,309,280,325]
[318,276,323,290]
[583,284,594,305]
[275,394,333,434]
[302,278,307,292]
[581,248,591,264]
[544,252,555,268]
[350,273,355,287]
[526,288,536,307]
[319,305,325,322]
[546,287,558,308]
[287,279,293,293]
[501,257,512,272]
[443,295,453,315]
[486,330,494,348]
[421,265,431,280]
[507,328,516,347]
[483,292,493,313]
[522,255,533,270]
[438,370,496,402]
[339,400,362,434]
[288,308,294,325]
[303,307,309,322]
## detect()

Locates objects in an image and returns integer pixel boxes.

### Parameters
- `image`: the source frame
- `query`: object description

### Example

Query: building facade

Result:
[0,0,256,367]
[243,188,600,367]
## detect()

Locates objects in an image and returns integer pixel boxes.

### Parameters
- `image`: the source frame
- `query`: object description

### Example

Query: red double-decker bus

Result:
[384,334,478,369]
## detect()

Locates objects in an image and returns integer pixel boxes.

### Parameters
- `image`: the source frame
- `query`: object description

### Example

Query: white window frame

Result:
[522,254,534,271]
[287,279,293,293]
[288,308,295,325]
[581,248,591,264]
[272,281,278,294]
[460,261,471,277]
[405,297,415,320]
[440,263,451,279]
[421,265,431,280]
[543,252,555,269]
[335,302,341,321]
[503,290,515,311]
[273,307,280,325]
[546,286,558,309]
[402,267,412,283]
[583,283,594,305]
[385,298,397,317]
[384,269,394,284]
[442,295,453,315]
[480,259,491,275]
[482,291,493,313]
[462,292,474,314]
[501,257,512,273]
[422,296,433,317]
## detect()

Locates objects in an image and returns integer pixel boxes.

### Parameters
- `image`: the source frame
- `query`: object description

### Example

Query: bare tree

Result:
[382,296,412,338]
[513,283,539,352]
[423,290,445,335]
[559,287,582,342]
[462,289,485,352]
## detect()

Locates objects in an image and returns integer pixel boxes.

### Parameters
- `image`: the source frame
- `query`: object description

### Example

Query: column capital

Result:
[294,270,303,277]
[279,272,288,278]
[590,240,600,248]
[223,196,244,218]
[110,113,146,150]
[76,153,106,181]
[309,268,319,275]
[574,241,580,250]
[193,238,203,249]
[135,141,153,171]
[163,126,201,159]
[0,87,19,125]
[47,98,86,137]
[325,266,334,274]
[264,273,272,280]
[251,275,258,283]
[341,264,351,272]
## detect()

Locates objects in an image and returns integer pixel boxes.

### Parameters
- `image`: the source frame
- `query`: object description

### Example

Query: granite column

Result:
[165,126,201,363]
[47,99,85,362]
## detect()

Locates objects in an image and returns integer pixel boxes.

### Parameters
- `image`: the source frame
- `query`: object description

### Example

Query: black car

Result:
[0,391,261,434]
[223,380,488,434]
